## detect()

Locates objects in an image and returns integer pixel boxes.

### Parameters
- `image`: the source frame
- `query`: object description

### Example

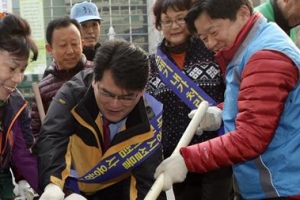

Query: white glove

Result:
[188,106,222,135]
[14,180,35,200]
[154,154,188,191]
[39,183,65,200]
[64,193,87,200]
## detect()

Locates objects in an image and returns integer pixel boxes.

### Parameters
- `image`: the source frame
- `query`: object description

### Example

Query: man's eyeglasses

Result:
[161,17,186,27]
[97,85,139,106]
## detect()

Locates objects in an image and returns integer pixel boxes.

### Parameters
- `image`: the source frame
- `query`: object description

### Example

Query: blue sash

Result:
[156,48,224,135]
[156,48,217,107]
[70,94,163,184]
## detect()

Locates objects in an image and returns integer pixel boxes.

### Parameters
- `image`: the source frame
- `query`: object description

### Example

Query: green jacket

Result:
[255,0,296,42]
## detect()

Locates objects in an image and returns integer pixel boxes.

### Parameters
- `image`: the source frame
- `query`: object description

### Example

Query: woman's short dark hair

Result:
[152,0,192,30]
[93,39,149,91]
[0,13,38,61]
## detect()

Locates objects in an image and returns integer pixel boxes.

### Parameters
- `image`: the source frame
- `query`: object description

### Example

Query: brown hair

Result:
[0,13,38,61]
[152,0,192,30]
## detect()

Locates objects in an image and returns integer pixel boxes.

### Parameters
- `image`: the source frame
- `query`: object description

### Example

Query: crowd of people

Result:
[1,0,300,199]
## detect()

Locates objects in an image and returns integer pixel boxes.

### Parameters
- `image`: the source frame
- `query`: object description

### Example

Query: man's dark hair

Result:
[153,0,192,30]
[185,0,253,35]
[46,16,81,45]
[93,39,149,91]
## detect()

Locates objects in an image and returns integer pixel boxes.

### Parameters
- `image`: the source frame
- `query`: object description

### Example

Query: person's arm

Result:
[35,83,77,191]
[181,50,299,172]
[19,105,35,148]
[11,103,39,192]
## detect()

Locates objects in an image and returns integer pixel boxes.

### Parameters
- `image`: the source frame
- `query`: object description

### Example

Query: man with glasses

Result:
[35,39,166,200]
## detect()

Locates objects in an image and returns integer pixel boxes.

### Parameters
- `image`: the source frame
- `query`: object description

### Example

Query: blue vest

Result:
[224,16,300,199]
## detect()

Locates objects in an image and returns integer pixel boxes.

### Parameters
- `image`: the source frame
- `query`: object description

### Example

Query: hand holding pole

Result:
[144,101,209,200]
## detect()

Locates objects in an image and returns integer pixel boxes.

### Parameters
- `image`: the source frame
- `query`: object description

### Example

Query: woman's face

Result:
[0,50,28,101]
[160,7,190,46]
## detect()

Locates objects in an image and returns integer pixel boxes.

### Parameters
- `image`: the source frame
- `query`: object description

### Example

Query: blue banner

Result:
[70,94,163,183]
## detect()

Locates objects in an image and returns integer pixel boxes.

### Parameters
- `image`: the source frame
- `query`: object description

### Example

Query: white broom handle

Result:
[32,82,46,121]
[144,101,209,200]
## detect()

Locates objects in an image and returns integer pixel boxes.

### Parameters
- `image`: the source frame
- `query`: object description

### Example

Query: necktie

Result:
[102,117,111,152]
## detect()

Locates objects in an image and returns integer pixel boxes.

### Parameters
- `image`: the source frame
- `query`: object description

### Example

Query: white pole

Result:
[50,0,53,19]
[108,0,115,40]
[144,101,209,200]
[109,0,112,27]
[108,26,115,40]
[128,0,132,42]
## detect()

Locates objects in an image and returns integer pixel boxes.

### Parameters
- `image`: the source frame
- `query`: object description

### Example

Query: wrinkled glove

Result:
[64,193,87,200]
[39,183,65,200]
[14,180,35,200]
[188,106,222,135]
[154,154,188,191]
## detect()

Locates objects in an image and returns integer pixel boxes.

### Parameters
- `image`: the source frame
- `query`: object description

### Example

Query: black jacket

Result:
[83,42,101,61]
[36,69,166,199]
[31,55,93,138]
